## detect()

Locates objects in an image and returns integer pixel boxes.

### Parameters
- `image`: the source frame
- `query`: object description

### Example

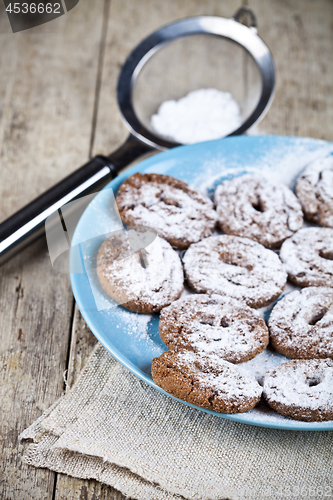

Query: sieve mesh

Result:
[132,34,262,140]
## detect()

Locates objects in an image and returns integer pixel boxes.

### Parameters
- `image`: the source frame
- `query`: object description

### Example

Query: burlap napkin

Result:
[20,343,333,500]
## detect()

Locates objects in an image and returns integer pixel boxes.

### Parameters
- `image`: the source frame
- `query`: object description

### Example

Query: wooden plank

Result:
[0,0,106,498]
[0,1,101,221]
[248,0,333,139]
[54,475,126,500]
[0,240,72,500]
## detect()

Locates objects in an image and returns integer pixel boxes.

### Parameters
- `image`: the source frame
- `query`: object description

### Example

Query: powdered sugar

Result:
[268,287,333,359]
[191,139,333,199]
[97,235,184,312]
[175,350,262,402]
[263,359,333,419]
[150,88,242,144]
[183,235,287,308]
[296,155,333,226]
[214,173,303,248]
[159,294,268,364]
[115,308,151,336]
[238,347,289,385]
[280,227,333,286]
[116,173,217,249]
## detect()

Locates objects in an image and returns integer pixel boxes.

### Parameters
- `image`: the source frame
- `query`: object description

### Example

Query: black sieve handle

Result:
[0,134,153,265]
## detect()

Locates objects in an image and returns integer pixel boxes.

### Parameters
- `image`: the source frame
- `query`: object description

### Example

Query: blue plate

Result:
[70,135,333,430]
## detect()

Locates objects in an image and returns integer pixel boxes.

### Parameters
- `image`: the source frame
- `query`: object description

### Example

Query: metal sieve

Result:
[0,7,275,264]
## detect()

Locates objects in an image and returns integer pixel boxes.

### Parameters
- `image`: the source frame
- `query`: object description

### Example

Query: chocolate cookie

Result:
[280,227,333,287]
[115,173,217,250]
[263,359,333,421]
[97,234,183,313]
[183,235,287,308]
[214,174,303,249]
[296,155,333,227]
[151,350,262,413]
[268,288,333,359]
[159,294,269,363]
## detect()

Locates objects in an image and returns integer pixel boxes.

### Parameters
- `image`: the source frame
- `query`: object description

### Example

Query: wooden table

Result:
[1,0,333,498]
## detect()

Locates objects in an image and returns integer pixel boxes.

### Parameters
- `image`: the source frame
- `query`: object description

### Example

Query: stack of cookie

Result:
[97,157,333,422]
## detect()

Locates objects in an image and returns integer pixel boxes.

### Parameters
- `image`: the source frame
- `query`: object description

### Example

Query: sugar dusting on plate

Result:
[114,308,152,338]
[191,138,333,197]
[74,136,333,427]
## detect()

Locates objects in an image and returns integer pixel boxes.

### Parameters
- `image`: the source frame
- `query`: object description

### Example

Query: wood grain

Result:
[248,0,333,139]
[0,0,106,498]
[1,0,333,499]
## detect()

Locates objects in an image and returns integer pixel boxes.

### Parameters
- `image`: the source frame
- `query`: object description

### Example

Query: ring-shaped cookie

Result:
[159,294,269,363]
[214,174,303,248]
[97,235,184,313]
[116,173,217,249]
[263,359,333,421]
[296,156,333,227]
[183,235,287,308]
[280,227,333,287]
[152,350,262,413]
[268,287,333,359]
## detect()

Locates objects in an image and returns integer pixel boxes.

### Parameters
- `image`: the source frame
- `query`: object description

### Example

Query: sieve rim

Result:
[117,15,275,149]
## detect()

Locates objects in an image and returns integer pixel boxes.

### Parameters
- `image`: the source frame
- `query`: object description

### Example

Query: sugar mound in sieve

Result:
[150,88,242,144]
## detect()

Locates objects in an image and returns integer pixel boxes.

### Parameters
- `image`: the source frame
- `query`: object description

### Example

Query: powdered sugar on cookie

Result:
[97,235,184,313]
[159,294,268,363]
[151,349,262,413]
[115,173,217,250]
[178,350,262,400]
[214,174,303,248]
[280,227,333,287]
[263,359,333,421]
[183,235,287,308]
[296,155,333,227]
[268,287,333,359]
